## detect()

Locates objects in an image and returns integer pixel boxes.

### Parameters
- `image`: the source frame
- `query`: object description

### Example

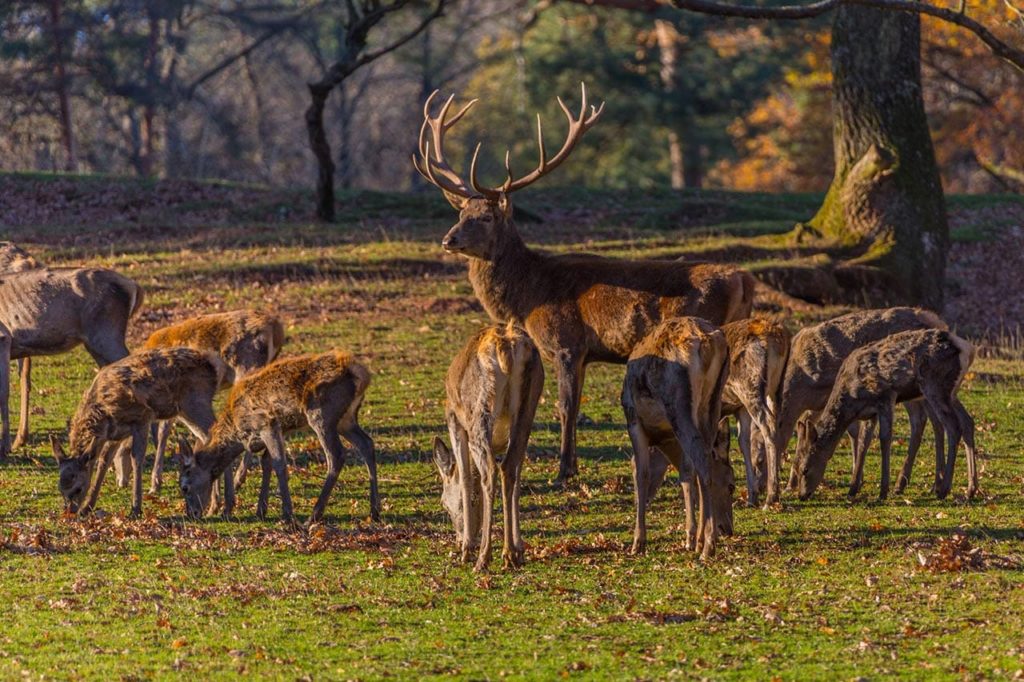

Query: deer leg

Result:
[877,400,895,501]
[736,411,758,508]
[931,412,946,496]
[78,442,116,515]
[954,399,979,499]
[256,453,272,521]
[112,440,132,488]
[697,470,717,560]
[342,423,379,522]
[923,388,962,500]
[129,424,149,518]
[233,450,253,491]
[896,401,927,494]
[626,422,651,555]
[847,418,874,497]
[307,409,347,525]
[149,420,173,493]
[260,425,294,524]
[554,352,585,483]
[12,357,30,450]
[0,332,12,459]
[469,435,496,573]
[750,409,781,507]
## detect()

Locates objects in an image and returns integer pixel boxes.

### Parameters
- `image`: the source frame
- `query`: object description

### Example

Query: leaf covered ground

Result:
[0,175,1023,680]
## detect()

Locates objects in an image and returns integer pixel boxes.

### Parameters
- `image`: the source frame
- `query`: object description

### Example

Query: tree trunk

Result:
[809,6,948,310]
[306,85,336,222]
[49,0,76,172]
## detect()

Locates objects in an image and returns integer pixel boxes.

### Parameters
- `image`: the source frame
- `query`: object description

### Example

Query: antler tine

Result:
[502,149,514,192]
[536,113,547,171]
[415,90,476,198]
[501,84,604,194]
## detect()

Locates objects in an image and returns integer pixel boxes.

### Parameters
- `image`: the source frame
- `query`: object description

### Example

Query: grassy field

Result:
[1,177,1023,680]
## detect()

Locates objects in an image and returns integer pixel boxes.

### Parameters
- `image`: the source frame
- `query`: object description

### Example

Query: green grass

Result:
[1,179,1023,679]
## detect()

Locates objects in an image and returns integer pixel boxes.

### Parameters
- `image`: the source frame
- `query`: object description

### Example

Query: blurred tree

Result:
[573,0,1024,308]
[300,0,447,222]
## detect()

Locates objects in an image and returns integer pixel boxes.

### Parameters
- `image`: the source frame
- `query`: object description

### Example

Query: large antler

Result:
[412,90,479,199]
[413,83,605,200]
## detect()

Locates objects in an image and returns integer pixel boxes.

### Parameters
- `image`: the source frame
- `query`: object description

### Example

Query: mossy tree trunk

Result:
[809,6,948,310]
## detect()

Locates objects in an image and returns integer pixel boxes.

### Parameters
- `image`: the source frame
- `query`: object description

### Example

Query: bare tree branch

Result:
[552,0,1024,72]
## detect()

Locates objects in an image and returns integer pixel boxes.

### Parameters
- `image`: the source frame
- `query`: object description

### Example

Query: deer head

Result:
[175,438,213,519]
[413,84,604,260]
[51,435,91,513]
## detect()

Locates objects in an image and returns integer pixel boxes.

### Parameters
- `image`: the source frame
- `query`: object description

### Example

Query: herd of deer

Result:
[0,85,980,573]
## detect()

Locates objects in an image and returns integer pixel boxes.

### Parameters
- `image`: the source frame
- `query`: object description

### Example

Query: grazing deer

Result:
[776,307,947,498]
[797,329,977,500]
[0,265,144,458]
[719,318,791,508]
[413,85,755,484]
[432,323,544,572]
[621,317,734,559]
[176,351,379,525]
[51,348,224,517]
[125,310,285,493]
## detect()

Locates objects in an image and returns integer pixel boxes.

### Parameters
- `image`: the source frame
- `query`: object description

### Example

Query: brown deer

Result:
[0,242,43,451]
[51,348,225,517]
[719,318,791,508]
[621,317,734,559]
[413,85,755,484]
[797,329,977,500]
[776,307,948,498]
[0,265,144,458]
[124,310,286,493]
[433,322,544,572]
[175,351,379,525]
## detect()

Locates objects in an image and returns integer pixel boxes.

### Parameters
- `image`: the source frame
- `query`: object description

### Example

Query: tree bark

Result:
[306,85,336,222]
[808,6,947,309]
[49,0,76,172]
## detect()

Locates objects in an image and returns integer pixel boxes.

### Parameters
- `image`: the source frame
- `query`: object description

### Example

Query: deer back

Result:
[68,347,225,459]
[0,267,142,351]
[721,318,791,415]
[445,323,539,444]
[215,351,370,441]
[144,310,285,383]
[625,316,729,443]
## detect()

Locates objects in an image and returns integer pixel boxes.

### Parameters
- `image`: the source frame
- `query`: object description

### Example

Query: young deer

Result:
[720,319,790,508]
[777,307,947,497]
[128,310,285,493]
[432,323,544,572]
[621,317,734,559]
[51,348,224,517]
[0,249,142,457]
[797,329,977,501]
[414,85,754,485]
[176,351,379,525]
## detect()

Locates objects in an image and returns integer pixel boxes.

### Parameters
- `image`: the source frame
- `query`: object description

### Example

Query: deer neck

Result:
[467,224,541,323]
[204,438,246,480]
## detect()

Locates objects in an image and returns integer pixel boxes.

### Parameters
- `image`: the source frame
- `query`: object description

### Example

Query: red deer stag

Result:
[413,84,755,483]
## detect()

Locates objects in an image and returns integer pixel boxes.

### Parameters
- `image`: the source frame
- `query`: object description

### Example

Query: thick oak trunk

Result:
[809,6,948,310]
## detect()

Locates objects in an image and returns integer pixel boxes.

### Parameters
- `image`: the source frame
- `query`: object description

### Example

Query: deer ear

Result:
[50,434,67,464]
[432,436,455,476]
[497,193,512,219]
[442,190,468,211]
[175,437,195,467]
